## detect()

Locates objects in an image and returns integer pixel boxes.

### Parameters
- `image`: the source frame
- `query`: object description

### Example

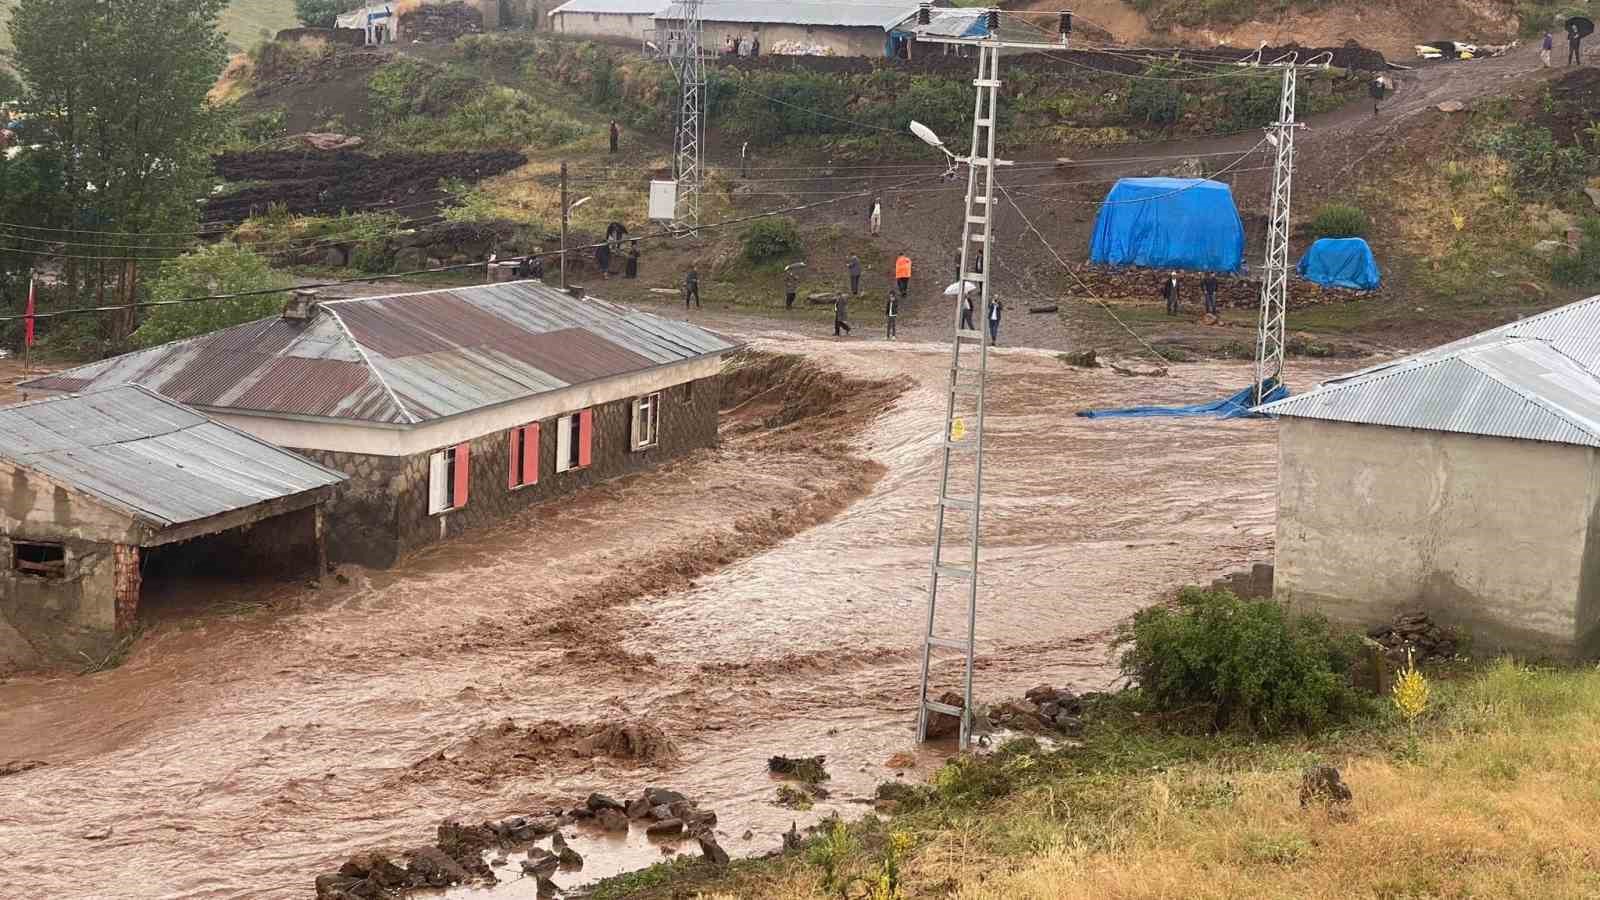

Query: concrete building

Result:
[21,282,737,568]
[0,386,344,668]
[1259,295,1600,659]
[335,2,399,44]
[548,0,662,40]
[656,0,924,57]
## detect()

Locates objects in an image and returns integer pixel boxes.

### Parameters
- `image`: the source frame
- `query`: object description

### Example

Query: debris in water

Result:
[0,760,47,778]
[768,754,829,784]
[698,832,731,865]
[82,825,113,841]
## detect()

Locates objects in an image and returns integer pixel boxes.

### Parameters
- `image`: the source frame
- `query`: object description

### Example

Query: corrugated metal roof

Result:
[917,9,988,38]
[1260,296,1600,448]
[22,281,738,427]
[549,0,661,16]
[658,0,921,30]
[0,385,346,530]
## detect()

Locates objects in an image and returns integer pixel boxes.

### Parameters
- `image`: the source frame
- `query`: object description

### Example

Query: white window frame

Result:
[428,446,458,514]
[556,411,583,473]
[631,392,661,451]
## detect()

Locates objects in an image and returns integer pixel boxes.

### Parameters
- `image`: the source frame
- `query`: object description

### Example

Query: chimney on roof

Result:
[283,289,319,321]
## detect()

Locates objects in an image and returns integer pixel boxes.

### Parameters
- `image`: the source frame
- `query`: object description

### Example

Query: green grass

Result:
[0,0,296,55]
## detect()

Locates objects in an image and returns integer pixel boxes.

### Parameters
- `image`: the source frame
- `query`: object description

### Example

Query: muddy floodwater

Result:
[0,337,1352,899]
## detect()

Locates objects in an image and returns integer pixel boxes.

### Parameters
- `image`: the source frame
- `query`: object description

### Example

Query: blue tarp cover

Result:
[1088,178,1246,274]
[1076,379,1288,420]
[1296,237,1381,291]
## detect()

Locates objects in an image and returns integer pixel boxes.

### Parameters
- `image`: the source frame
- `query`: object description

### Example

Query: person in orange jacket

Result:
[895,253,912,300]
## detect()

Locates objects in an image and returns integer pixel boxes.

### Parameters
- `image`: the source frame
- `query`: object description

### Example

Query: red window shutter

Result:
[578,409,593,468]
[454,442,471,507]
[507,428,521,489]
[523,423,540,485]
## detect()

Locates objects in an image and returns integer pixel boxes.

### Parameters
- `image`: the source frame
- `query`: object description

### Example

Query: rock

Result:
[1058,350,1098,368]
[625,796,652,819]
[1533,239,1570,258]
[1053,713,1085,735]
[741,829,754,841]
[586,792,625,813]
[923,691,965,740]
[782,821,804,852]
[645,817,684,837]
[643,787,688,807]
[1437,100,1466,112]
[1027,304,1059,314]
[557,844,583,868]
[1038,701,1060,720]
[337,851,407,888]
[684,809,718,834]
[567,807,594,820]
[393,246,428,272]
[83,825,113,840]
[768,755,828,783]
[596,809,629,833]
[406,846,471,887]
[314,874,369,899]
[884,751,917,770]
[0,759,47,777]
[1586,187,1600,211]
[1299,765,1353,808]
[536,874,559,898]
[321,246,349,268]
[649,804,675,821]
[520,848,559,877]
[1055,689,1083,716]
[1024,684,1058,704]
[698,833,731,865]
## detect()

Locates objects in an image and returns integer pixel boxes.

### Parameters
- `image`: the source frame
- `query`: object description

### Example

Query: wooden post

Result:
[559,161,569,289]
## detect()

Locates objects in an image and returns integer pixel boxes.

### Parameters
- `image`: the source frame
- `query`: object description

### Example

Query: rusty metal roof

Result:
[1260,295,1600,448]
[0,385,346,530]
[21,281,737,426]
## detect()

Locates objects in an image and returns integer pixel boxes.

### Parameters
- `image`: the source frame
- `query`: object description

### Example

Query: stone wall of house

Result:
[299,373,720,567]
[0,536,120,666]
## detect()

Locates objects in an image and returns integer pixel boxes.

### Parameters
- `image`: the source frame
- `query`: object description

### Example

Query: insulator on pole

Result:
[1060,12,1072,35]
[985,8,999,31]
[917,2,931,25]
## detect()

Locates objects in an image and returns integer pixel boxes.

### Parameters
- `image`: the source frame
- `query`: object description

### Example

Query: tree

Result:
[130,245,293,348]
[295,0,367,29]
[9,0,230,337]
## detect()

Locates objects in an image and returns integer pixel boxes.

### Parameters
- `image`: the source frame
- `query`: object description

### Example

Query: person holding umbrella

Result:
[1568,17,1592,66]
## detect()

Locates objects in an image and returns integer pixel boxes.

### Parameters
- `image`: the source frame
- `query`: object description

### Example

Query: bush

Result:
[742,217,802,264]
[294,0,363,29]
[1310,203,1369,239]
[1551,217,1600,287]
[1126,69,1186,127]
[1470,123,1590,199]
[130,245,294,348]
[1116,587,1364,735]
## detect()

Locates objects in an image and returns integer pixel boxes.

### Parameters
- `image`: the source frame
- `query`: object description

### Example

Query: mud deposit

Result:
[0,339,1353,899]
[205,150,526,223]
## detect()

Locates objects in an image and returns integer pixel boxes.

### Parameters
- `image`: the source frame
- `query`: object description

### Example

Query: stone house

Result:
[0,386,344,668]
[548,0,662,40]
[20,281,738,568]
[655,0,925,57]
[1259,295,1600,659]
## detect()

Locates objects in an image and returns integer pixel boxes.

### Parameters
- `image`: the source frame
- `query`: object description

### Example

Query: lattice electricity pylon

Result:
[911,7,1073,751]
[666,0,705,229]
[1253,62,1300,404]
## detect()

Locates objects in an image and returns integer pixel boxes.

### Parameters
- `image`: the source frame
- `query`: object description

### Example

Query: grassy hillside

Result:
[0,0,297,56]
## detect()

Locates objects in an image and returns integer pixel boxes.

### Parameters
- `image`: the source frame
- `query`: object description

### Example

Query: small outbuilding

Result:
[656,0,925,57]
[1259,295,1600,659]
[0,386,345,668]
[549,0,662,40]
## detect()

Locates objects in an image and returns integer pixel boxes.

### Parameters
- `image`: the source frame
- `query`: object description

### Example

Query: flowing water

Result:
[0,336,1351,899]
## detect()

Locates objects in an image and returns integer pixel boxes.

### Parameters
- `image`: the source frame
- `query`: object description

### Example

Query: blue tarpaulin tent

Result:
[1088,178,1246,274]
[1296,237,1381,291]
[1076,379,1288,420]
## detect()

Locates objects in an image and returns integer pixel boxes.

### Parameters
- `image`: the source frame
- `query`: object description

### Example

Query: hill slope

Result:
[0,0,297,56]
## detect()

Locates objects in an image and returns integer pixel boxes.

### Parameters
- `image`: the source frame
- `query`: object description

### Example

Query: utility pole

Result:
[666,0,704,228]
[1252,61,1300,405]
[559,161,569,289]
[911,6,1071,750]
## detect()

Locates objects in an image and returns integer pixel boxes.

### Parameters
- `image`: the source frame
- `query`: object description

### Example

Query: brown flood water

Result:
[0,336,1352,899]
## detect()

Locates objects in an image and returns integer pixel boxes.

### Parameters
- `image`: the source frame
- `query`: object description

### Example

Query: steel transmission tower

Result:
[667,0,705,228]
[912,7,1071,750]
[1253,62,1300,404]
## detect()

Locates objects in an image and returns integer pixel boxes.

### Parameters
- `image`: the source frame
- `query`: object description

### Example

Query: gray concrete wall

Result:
[0,536,119,666]
[1274,417,1599,658]
[299,374,720,567]
[551,10,652,39]
[685,22,889,56]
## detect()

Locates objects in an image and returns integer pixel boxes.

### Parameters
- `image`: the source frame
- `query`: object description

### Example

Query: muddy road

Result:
[0,337,1351,899]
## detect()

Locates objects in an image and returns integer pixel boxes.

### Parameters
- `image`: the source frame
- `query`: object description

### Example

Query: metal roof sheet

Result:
[918,9,987,38]
[549,0,662,15]
[1259,297,1600,448]
[0,386,346,529]
[657,0,922,30]
[22,281,737,427]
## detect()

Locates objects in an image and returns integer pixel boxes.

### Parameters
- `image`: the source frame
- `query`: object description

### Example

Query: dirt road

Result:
[0,332,1352,899]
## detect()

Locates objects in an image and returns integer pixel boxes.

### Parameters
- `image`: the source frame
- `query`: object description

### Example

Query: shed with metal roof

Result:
[0,385,345,669]
[1256,295,1600,659]
[549,0,665,40]
[656,0,927,57]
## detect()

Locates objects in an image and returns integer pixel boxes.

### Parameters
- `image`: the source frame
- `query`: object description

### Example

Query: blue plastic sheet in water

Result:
[1296,237,1381,291]
[1076,379,1288,420]
[1088,178,1246,274]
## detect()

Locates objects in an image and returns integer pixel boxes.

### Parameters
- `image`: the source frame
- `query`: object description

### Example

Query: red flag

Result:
[23,274,35,348]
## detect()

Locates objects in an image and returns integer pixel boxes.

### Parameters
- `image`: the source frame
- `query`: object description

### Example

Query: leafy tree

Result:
[10,0,231,336]
[295,0,366,29]
[130,245,293,348]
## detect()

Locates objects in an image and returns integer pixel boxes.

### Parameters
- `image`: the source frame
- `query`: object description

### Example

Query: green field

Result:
[0,0,298,56]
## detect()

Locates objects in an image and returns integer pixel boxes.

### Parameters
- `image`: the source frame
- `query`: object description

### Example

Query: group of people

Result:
[1161,270,1222,316]
[723,34,760,57]
[1541,24,1588,68]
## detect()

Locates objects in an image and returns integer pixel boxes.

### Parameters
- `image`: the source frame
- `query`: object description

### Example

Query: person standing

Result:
[740,141,750,178]
[684,267,701,309]
[750,35,760,57]
[869,198,882,236]
[1202,271,1219,316]
[1369,75,1385,115]
[594,242,611,278]
[1543,31,1555,68]
[783,261,805,309]
[959,287,975,331]
[885,287,898,340]
[846,254,862,295]
[1162,271,1180,315]
[608,120,620,153]
[834,294,852,337]
[625,241,640,279]
[987,297,1003,345]
[895,253,911,299]
[1569,21,1584,66]
[530,254,545,281]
